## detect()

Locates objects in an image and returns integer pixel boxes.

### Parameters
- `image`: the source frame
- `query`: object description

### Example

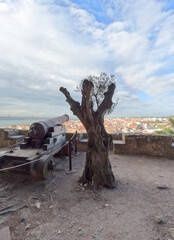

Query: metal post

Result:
[68,140,72,171]
[75,131,77,154]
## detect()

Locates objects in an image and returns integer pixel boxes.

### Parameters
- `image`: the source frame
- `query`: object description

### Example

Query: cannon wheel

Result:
[32,155,54,179]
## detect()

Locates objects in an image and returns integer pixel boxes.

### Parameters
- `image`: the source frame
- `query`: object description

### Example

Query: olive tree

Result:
[60,73,117,188]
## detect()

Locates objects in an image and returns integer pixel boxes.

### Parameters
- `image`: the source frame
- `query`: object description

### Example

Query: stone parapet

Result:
[114,133,174,159]
[66,132,87,152]
[69,132,174,159]
[0,129,28,148]
[0,129,173,159]
[0,129,16,148]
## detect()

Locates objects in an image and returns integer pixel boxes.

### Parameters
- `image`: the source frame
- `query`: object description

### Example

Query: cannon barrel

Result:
[29,114,69,140]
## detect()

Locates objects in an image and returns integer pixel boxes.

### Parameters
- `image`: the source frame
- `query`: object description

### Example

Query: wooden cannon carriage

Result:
[0,114,69,179]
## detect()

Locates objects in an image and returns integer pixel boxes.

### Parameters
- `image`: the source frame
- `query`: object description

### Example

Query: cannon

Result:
[29,114,69,139]
[0,115,69,179]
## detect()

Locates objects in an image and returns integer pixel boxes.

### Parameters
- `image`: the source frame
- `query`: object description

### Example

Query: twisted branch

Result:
[96,83,116,118]
[59,87,83,121]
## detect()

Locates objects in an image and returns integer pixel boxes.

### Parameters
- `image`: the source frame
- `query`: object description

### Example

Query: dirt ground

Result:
[0,152,174,240]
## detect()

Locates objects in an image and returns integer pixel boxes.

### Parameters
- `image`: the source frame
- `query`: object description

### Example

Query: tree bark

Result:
[60,79,116,188]
[80,127,115,188]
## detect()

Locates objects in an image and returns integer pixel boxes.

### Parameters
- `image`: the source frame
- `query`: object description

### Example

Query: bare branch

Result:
[96,83,116,118]
[93,93,100,108]
[81,80,94,119]
[59,87,83,120]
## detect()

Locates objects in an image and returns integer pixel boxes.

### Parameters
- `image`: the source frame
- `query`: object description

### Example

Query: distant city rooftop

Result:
[3,117,174,135]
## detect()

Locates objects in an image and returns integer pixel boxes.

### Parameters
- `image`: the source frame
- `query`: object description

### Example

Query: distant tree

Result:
[162,126,174,134]
[155,117,174,135]
[169,117,174,127]
[60,73,117,188]
[155,130,166,135]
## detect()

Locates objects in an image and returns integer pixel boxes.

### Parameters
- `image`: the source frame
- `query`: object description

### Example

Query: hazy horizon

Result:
[0,115,173,120]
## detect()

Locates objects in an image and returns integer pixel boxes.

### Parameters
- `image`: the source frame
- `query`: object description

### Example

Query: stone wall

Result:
[0,129,173,159]
[114,133,174,159]
[0,129,16,148]
[0,129,28,148]
[72,132,174,159]
[66,132,88,152]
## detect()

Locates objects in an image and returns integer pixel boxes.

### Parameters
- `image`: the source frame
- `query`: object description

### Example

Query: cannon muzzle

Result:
[29,114,69,139]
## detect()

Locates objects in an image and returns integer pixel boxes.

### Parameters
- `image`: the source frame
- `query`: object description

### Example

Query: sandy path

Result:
[0,152,173,240]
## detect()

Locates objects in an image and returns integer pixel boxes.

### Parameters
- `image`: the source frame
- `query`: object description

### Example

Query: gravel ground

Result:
[0,152,174,240]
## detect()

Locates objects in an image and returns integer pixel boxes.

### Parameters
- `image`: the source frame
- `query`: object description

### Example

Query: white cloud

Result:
[0,0,174,117]
[100,0,174,100]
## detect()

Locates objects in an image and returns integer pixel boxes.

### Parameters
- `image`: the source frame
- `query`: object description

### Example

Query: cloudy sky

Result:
[0,0,174,118]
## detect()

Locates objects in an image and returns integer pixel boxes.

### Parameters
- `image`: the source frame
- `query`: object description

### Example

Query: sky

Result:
[0,0,174,118]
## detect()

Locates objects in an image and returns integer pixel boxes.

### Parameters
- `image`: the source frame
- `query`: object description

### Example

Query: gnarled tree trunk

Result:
[60,79,116,188]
